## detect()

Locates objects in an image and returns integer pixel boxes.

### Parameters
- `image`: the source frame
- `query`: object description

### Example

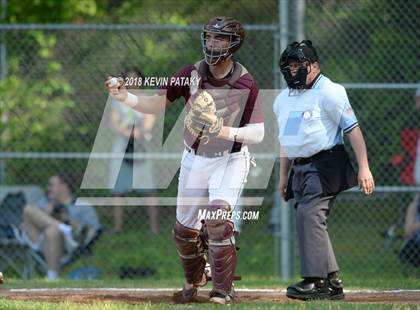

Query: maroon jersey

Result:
[159,60,263,152]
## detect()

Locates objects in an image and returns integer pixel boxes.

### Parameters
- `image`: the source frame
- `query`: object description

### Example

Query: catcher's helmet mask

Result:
[201,16,245,66]
[279,40,319,89]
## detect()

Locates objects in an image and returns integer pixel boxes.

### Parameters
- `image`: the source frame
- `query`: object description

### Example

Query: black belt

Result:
[185,146,240,158]
[294,157,312,165]
[294,145,342,166]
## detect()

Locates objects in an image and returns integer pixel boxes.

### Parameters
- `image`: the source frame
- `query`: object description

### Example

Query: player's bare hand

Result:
[358,167,374,195]
[278,178,287,200]
[105,76,127,102]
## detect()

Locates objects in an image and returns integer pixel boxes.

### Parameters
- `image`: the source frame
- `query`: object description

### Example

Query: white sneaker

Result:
[63,234,79,253]
[46,270,59,281]
[209,284,235,305]
[204,262,211,279]
[209,295,232,305]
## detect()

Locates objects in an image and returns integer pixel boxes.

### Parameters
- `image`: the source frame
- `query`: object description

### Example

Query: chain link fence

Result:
[0,0,419,283]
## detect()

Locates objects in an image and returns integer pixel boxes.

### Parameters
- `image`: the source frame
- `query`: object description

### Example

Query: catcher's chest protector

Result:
[194,61,250,127]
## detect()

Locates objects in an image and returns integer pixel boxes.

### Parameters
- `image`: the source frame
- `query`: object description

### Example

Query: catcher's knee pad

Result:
[205,204,235,245]
[205,205,236,297]
[172,221,206,286]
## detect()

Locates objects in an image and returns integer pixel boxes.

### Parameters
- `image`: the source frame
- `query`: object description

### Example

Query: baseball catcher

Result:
[106,16,264,304]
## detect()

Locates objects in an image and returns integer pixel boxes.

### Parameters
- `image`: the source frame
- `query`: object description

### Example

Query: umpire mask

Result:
[279,40,319,89]
[201,16,245,66]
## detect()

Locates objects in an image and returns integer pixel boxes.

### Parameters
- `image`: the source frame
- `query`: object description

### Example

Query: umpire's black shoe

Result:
[286,278,330,300]
[328,272,345,300]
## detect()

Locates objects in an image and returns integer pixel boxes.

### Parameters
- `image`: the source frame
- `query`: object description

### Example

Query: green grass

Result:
[2,275,288,290]
[3,277,420,290]
[327,197,420,284]
[2,194,420,293]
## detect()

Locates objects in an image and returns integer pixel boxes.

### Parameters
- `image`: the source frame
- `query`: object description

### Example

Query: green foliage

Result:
[0,3,419,289]
[307,0,420,83]
[0,31,73,152]
[96,0,277,24]
[1,0,99,23]
[305,0,420,184]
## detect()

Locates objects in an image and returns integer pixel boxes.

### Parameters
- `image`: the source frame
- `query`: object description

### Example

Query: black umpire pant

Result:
[292,161,339,278]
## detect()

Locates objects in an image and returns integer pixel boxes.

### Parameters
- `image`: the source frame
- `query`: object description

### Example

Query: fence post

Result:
[0,0,7,184]
[274,0,293,281]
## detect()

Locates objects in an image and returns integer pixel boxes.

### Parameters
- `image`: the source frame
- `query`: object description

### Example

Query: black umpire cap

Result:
[280,40,319,67]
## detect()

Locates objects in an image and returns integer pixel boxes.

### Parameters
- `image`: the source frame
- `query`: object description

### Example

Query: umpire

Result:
[273,40,375,300]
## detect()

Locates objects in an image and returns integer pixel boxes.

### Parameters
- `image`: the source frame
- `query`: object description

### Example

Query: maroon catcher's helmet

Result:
[201,16,245,65]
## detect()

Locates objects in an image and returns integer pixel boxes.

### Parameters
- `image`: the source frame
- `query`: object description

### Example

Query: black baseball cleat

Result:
[286,278,330,300]
[172,274,207,303]
[328,272,345,300]
[173,285,198,303]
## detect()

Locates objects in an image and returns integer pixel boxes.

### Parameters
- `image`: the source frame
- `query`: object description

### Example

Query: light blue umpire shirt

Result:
[273,74,359,159]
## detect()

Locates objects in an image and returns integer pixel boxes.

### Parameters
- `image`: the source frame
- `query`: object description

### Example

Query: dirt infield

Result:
[1,288,420,305]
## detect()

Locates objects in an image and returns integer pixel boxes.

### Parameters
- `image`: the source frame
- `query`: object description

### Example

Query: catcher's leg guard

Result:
[205,204,236,304]
[199,222,212,279]
[172,221,207,287]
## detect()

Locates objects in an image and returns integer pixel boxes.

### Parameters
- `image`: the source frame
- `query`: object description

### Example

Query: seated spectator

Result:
[19,173,101,280]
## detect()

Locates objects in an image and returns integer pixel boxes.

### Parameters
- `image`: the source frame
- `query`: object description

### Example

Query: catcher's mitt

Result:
[185,91,223,144]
